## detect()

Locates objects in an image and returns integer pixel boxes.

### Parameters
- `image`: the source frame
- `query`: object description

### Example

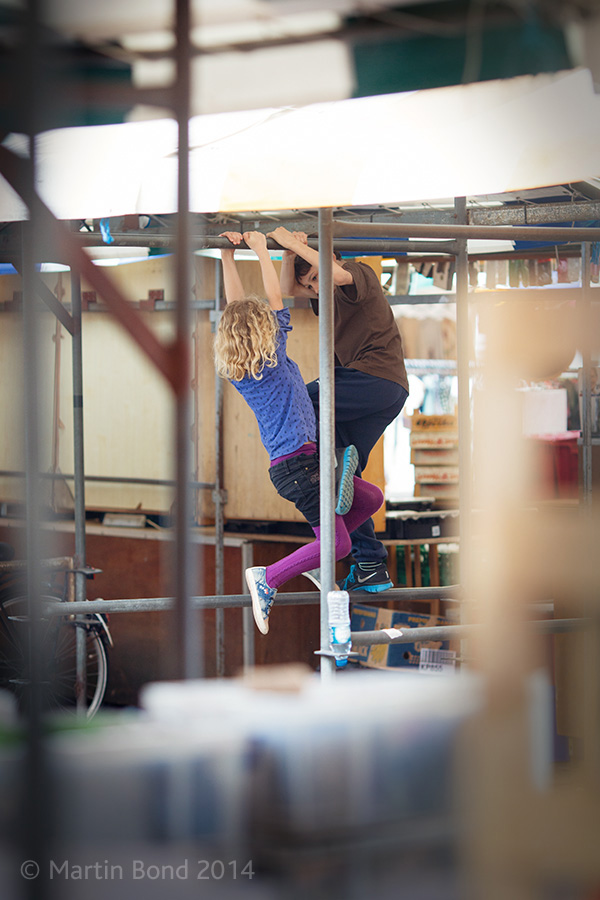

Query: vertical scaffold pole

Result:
[242,542,255,669]
[214,264,226,676]
[318,209,337,680]
[71,270,88,710]
[580,243,593,511]
[173,0,199,678]
[21,2,51,896]
[455,197,471,620]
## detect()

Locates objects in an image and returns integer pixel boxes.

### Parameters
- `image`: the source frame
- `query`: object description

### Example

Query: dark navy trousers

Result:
[306,367,408,563]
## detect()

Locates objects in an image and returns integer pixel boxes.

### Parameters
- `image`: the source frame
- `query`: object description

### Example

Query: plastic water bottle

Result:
[327,590,351,668]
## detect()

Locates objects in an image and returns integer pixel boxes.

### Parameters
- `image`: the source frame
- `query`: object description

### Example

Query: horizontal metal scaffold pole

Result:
[68,233,460,255]
[334,219,600,243]
[41,595,589,643]
[0,469,214,489]
[40,585,461,615]
[351,617,591,646]
[0,556,73,573]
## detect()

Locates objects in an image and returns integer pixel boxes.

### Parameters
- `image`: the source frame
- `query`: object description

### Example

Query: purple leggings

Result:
[265,476,384,590]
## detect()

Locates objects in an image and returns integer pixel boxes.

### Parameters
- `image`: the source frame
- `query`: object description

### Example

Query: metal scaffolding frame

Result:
[2,223,595,677]
[0,213,600,677]
[1,204,597,680]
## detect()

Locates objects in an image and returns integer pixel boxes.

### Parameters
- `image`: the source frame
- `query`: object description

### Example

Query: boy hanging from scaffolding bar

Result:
[214,231,385,635]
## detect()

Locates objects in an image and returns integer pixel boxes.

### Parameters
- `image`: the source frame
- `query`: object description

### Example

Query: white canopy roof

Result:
[1,67,600,221]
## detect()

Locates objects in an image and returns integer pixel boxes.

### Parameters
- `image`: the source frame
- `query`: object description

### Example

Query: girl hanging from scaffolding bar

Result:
[214,231,384,635]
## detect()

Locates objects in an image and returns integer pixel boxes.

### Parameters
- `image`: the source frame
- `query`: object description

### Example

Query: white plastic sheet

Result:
[1,67,599,220]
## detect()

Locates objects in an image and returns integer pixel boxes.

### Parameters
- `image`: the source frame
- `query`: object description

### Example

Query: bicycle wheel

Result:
[0,593,108,719]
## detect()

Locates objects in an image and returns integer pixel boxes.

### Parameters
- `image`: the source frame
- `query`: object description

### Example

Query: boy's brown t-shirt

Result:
[309,260,409,391]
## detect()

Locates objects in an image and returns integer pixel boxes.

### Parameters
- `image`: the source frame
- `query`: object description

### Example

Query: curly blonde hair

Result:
[214,296,279,381]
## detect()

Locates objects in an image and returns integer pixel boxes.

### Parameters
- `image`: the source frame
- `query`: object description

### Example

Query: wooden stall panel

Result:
[79,254,179,307]
[57,252,217,515]
[58,311,180,513]
[0,313,25,504]
[363,435,386,531]
[0,307,58,506]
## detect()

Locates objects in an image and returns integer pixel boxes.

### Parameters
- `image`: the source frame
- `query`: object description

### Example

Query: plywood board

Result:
[0,312,25,504]
[58,310,180,512]
[0,307,59,505]
[362,435,386,532]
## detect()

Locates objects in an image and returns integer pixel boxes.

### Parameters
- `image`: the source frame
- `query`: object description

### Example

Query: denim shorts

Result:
[269,452,320,528]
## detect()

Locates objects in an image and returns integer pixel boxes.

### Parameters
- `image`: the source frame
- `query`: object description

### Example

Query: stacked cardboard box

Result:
[350,603,451,670]
[410,413,459,501]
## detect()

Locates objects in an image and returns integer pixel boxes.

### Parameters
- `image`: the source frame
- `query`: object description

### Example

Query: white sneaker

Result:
[302,569,339,591]
[245,566,276,634]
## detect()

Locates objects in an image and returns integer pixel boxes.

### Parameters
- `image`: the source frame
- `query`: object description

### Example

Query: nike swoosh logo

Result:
[356,573,376,583]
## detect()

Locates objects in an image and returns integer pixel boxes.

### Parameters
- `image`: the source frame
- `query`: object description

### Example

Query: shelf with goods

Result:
[409,412,459,503]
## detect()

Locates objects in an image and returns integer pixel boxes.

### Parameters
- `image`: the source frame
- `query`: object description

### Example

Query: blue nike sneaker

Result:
[339,562,393,593]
